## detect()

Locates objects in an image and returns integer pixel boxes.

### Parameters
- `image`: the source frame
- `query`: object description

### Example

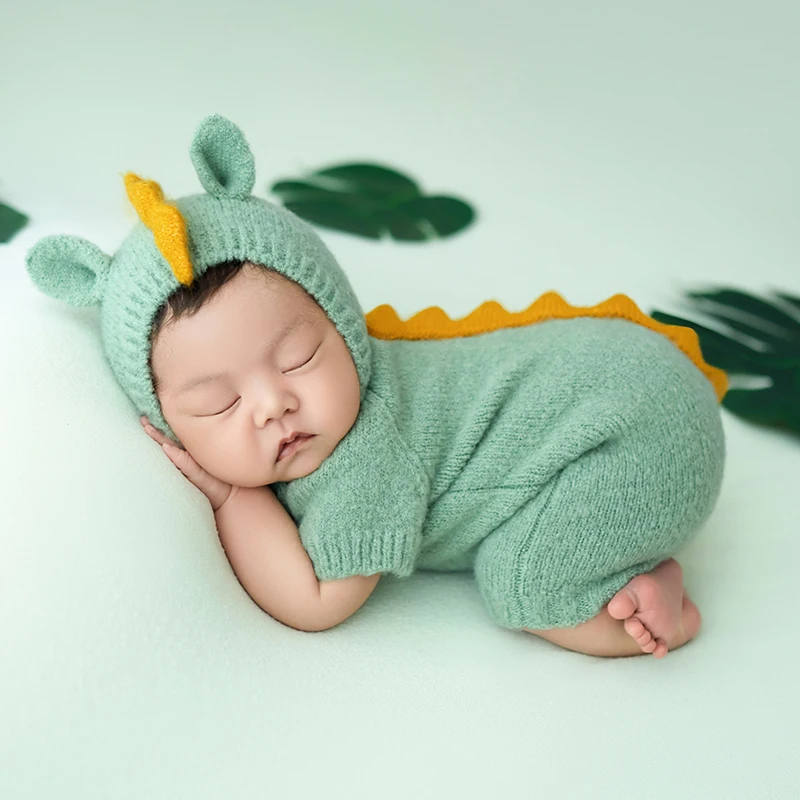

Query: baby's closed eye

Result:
[284,345,319,373]
[205,344,321,417]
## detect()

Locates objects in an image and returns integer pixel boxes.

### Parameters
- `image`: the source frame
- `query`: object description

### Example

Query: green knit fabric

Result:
[24,113,727,631]
[274,315,726,630]
[24,115,373,445]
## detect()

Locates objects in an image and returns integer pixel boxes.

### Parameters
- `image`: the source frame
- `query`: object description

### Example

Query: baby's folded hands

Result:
[140,416,236,512]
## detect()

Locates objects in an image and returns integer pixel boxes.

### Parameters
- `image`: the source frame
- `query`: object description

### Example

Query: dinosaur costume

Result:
[25,115,727,630]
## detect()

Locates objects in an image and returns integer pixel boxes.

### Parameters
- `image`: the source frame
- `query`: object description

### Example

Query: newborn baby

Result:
[26,114,727,659]
[141,252,725,658]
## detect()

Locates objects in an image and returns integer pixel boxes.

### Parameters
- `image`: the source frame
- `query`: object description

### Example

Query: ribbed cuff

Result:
[307,526,421,581]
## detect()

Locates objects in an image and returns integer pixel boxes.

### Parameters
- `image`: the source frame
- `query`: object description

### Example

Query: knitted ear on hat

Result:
[25,235,111,307]
[189,114,256,199]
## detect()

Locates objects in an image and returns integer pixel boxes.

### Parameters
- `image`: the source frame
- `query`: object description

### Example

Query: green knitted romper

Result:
[275,308,726,630]
[24,114,727,631]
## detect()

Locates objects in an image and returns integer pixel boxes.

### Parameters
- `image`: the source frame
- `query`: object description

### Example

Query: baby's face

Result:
[150,263,361,487]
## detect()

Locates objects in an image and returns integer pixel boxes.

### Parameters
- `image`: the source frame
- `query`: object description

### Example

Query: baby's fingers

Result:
[161,441,233,511]
[162,441,194,471]
[141,417,182,450]
[161,441,204,487]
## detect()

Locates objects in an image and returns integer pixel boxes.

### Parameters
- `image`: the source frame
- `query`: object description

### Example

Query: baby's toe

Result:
[624,617,646,640]
[607,589,637,620]
[652,641,668,658]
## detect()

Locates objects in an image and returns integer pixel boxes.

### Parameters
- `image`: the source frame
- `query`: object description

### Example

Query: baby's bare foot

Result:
[606,558,701,658]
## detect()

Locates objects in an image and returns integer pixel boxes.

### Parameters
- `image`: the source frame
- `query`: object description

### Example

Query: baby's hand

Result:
[140,416,236,512]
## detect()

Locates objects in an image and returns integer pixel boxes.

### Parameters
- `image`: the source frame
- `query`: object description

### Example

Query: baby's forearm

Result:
[214,485,379,631]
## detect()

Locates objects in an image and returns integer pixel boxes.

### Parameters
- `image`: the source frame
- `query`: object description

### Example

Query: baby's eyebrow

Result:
[176,314,316,395]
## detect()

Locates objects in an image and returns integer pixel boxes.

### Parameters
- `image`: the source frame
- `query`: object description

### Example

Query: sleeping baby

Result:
[25,114,727,659]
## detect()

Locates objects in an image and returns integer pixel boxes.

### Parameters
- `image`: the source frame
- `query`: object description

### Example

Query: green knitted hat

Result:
[25,114,372,444]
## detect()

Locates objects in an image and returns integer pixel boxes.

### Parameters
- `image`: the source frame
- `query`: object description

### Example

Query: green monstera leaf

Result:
[650,288,800,438]
[0,200,28,243]
[269,163,475,241]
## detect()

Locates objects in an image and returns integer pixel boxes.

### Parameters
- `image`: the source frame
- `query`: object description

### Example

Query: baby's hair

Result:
[148,259,282,393]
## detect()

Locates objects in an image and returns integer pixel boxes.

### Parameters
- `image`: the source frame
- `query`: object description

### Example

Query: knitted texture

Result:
[25,115,372,443]
[274,389,430,579]
[25,113,727,631]
[366,291,728,401]
[275,315,726,630]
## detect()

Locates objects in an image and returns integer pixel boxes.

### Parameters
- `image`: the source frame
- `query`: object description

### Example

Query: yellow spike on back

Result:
[123,173,194,286]
[366,292,729,402]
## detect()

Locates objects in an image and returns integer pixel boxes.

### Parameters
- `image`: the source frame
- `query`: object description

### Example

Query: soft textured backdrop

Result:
[1,1,798,798]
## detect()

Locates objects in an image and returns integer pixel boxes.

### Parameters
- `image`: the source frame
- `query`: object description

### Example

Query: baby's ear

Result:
[25,235,111,307]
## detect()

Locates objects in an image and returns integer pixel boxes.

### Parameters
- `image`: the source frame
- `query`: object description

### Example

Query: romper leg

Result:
[473,387,725,631]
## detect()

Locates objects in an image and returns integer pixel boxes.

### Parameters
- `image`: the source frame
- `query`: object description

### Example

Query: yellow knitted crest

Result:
[366,292,729,402]
[123,173,194,286]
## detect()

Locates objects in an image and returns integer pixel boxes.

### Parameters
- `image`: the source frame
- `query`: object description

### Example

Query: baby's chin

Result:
[240,458,322,487]
[273,458,323,483]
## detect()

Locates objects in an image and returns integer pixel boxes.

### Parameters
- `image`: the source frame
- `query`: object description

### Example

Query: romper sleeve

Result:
[272,388,431,581]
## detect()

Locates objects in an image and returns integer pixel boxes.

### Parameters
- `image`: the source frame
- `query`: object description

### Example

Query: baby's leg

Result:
[473,378,724,652]
[524,558,702,658]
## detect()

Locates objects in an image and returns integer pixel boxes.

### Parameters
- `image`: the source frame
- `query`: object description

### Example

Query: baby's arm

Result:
[214,486,381,632]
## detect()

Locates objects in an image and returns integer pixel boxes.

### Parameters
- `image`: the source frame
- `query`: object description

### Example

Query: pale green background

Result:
[1,1,799,798]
